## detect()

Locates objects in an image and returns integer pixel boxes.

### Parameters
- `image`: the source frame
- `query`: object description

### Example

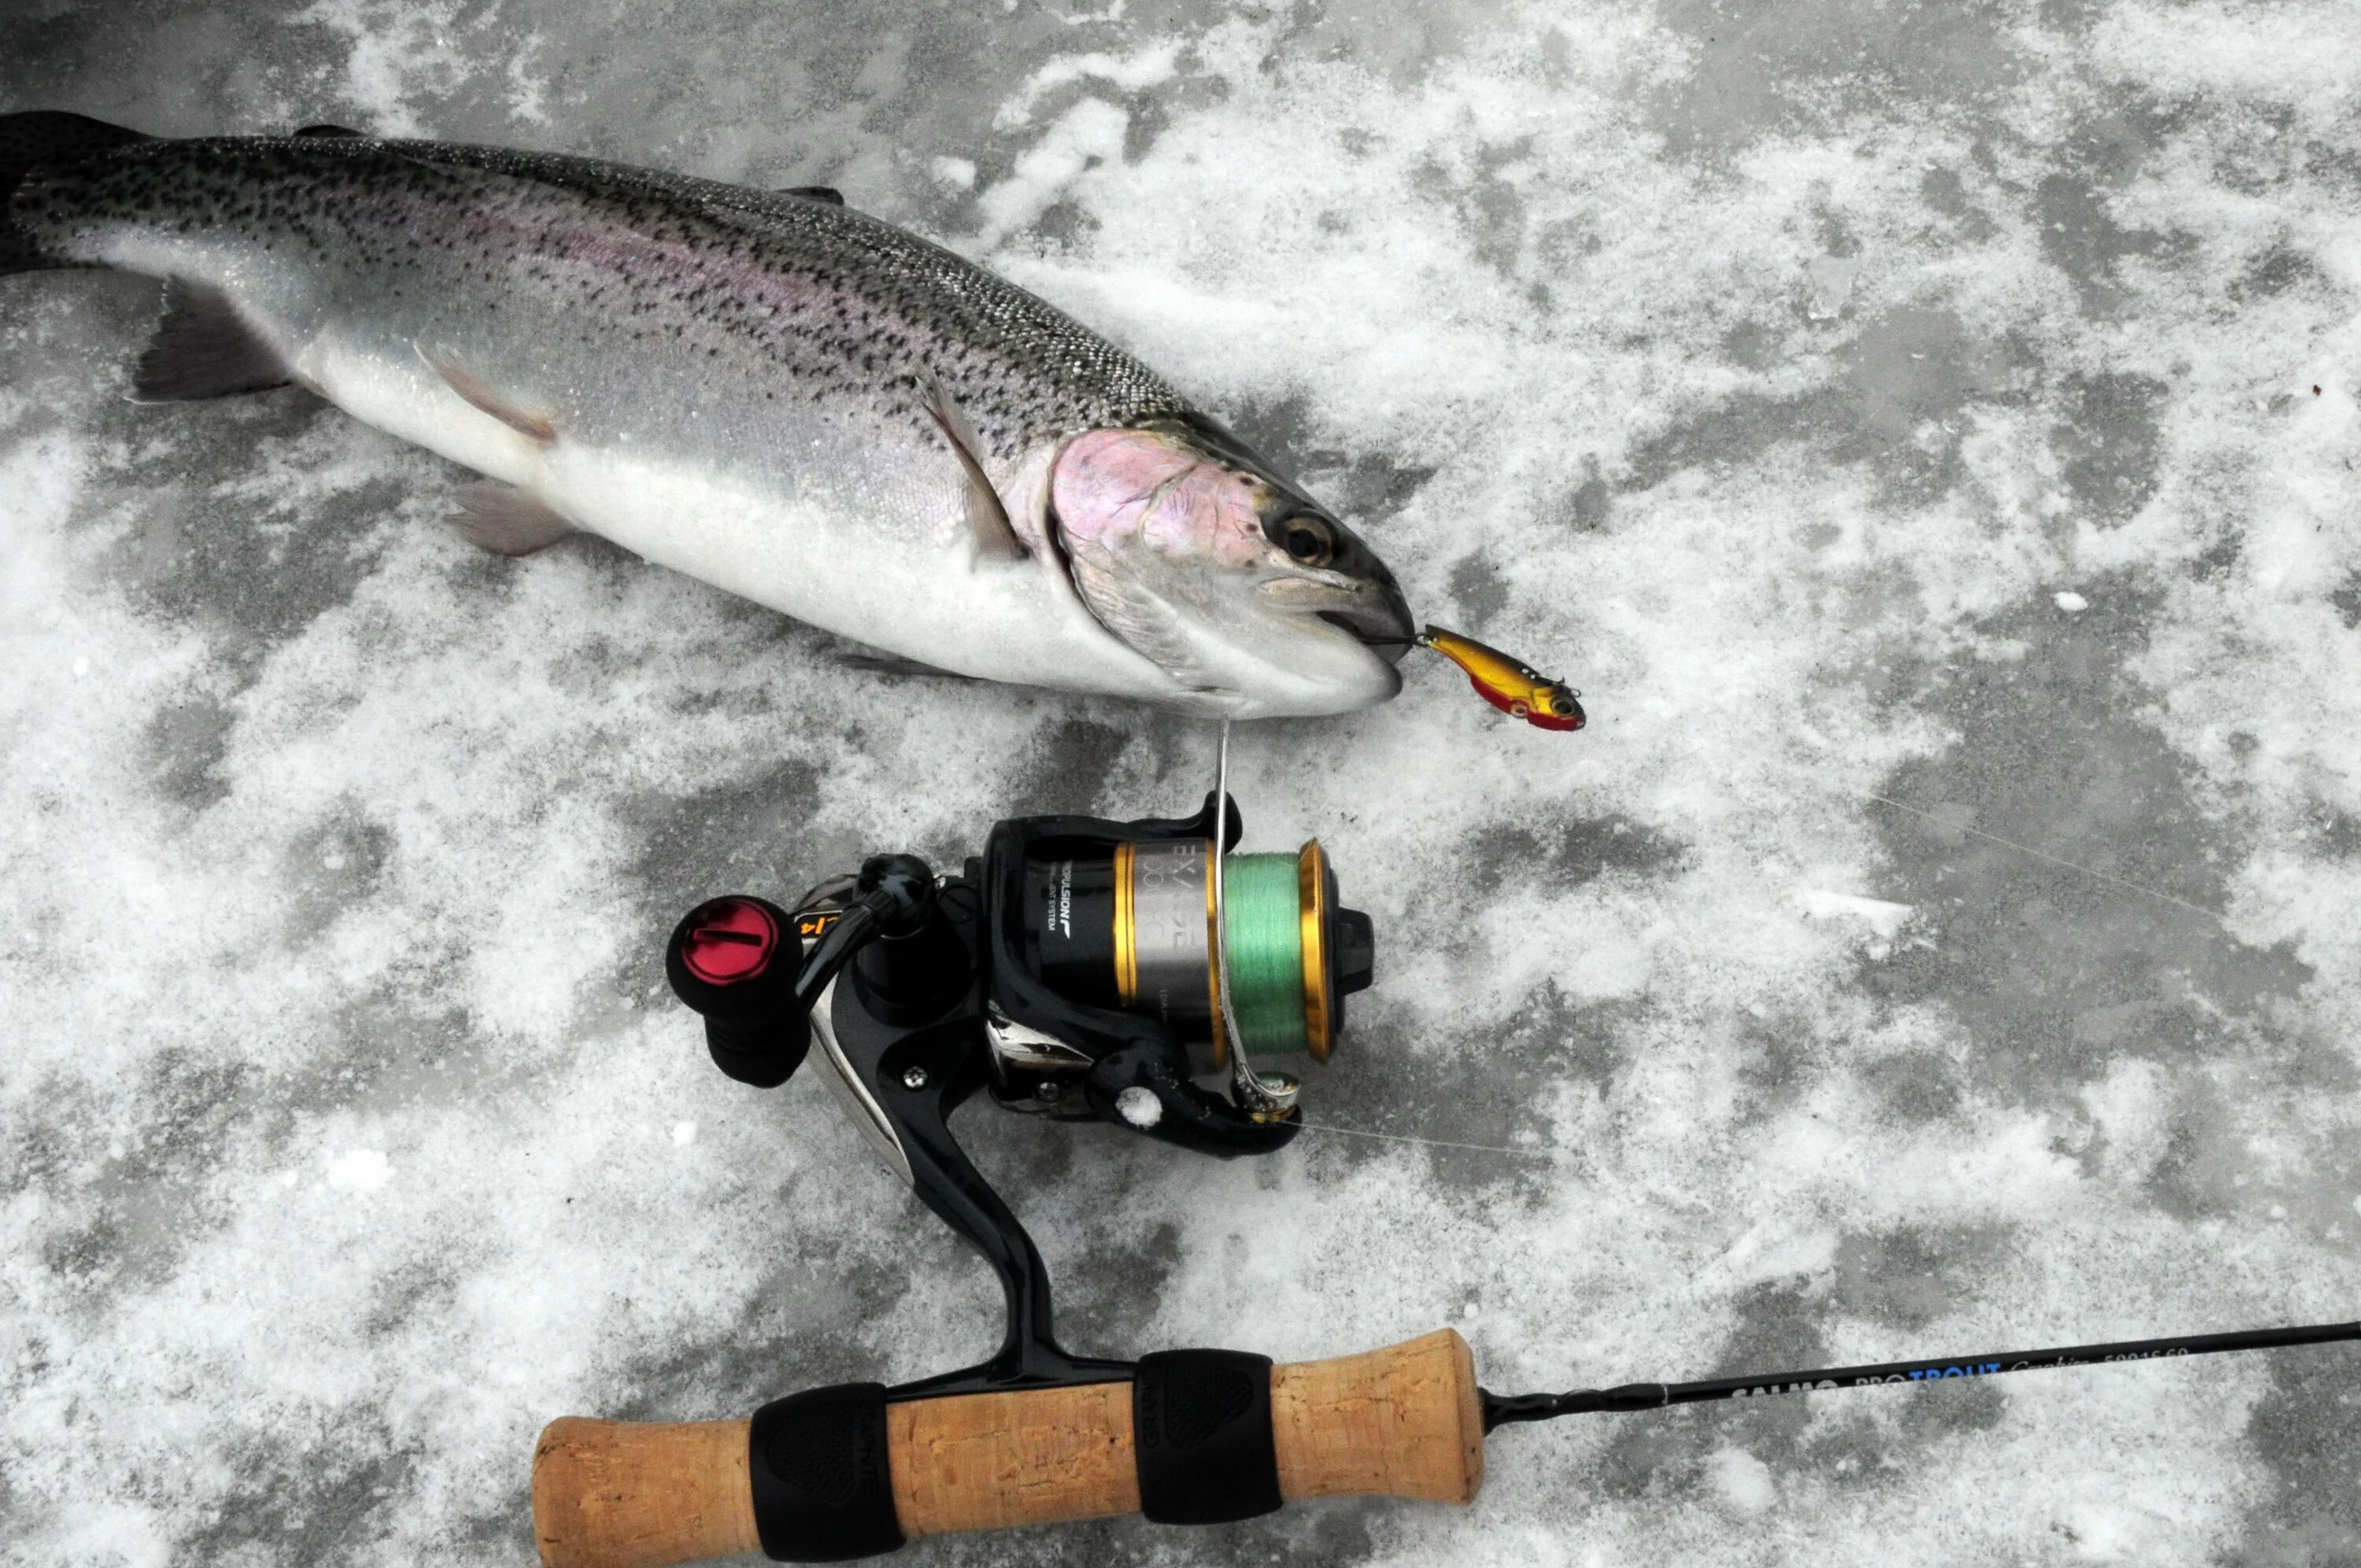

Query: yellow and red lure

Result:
[1419,625,1586,732]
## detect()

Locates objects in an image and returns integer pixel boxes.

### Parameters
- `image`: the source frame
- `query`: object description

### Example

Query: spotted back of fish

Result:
[8,124,1189,468]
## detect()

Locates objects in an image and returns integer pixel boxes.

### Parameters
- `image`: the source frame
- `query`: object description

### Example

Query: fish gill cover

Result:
[2,1,2359,1563]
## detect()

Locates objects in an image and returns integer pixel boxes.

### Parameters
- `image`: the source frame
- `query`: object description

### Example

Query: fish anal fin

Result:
[419,346,558,444]
[448,481,575,557]
[776,185,844,205]
[294,124,367,138]
[130,279,293,402]
[833,645,977,682]
[919,372,1025,563]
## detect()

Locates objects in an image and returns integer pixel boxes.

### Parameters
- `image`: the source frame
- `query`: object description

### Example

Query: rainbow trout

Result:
[0,112,1413,717]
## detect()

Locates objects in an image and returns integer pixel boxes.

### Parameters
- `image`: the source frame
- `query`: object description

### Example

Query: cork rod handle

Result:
[534,1328,1484,1568]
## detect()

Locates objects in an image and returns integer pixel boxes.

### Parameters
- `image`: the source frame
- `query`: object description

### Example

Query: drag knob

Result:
[664,896,811,1088]
[1335,907,1375,997]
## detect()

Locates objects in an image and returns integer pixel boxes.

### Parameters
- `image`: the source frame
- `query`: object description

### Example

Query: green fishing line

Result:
[1221,853,1308,1055]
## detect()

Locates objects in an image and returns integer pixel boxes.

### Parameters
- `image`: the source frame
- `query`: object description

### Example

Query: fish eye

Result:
[1280,515,1334,567]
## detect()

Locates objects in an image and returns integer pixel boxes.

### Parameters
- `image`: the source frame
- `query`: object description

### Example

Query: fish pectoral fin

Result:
[447,481,576,557]
[775,185,844,205]
[1066,548,1232,700]
[131,279,294,402]
[918,371,1027,563]
[417,345,559,445]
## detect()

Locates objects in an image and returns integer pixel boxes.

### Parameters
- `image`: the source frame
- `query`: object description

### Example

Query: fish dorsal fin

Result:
[417,346,558,444]
[775,185,844,205]
[294,124,367,138]
[131,278,292,401]
[919,371,1025,563]
[448,481,575,556]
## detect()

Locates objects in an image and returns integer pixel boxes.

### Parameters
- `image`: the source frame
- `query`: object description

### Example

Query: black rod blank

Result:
[1481,1319,2361,1431]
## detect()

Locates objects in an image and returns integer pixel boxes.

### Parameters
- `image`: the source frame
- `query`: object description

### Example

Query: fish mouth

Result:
[1255,575,1414,665]
[1314,585,1416,665]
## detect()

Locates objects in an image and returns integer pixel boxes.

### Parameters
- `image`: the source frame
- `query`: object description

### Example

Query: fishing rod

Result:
[1480,1318,2361,1425]
[537,1319,2360,1567]
[527,719,2357,1566]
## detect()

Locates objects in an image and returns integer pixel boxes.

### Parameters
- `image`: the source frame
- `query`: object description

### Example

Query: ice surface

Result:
[1804,256,1857,321]
[4,2,2360,1564]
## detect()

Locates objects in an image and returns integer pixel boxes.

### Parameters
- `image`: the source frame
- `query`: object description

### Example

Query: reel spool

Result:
[1018,838,1374,1068]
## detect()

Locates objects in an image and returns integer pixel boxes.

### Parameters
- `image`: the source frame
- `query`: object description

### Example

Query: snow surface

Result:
[5,2,2361,1563]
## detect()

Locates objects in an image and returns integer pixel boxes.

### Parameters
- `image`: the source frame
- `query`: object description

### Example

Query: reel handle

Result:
[664,896,809,1087]
[665,858,949,1090]
[531,1329,1483,1567]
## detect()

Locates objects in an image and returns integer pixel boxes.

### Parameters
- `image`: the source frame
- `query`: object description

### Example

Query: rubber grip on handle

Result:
[533,1327,1483,1568]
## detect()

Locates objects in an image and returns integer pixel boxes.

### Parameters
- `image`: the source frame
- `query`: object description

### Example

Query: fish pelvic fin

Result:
[832,644,977,682]
[418,346,559,445]
[448,481,575,557]
[131,279,294,401]
[775,185,844,205]
[1,111,152,275]
[919,371,1026,563]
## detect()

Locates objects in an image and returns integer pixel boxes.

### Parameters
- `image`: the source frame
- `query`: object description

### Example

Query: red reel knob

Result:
[665,895,809,1089]
[679,898,780,986]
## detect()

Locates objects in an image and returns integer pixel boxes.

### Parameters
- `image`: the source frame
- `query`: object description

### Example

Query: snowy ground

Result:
[6,2,2361,1563]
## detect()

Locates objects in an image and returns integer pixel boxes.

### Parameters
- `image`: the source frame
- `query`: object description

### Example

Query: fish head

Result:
[1046,415,1414,718]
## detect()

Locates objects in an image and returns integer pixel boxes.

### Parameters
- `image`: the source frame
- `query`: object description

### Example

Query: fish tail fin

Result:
[0,112,153,275]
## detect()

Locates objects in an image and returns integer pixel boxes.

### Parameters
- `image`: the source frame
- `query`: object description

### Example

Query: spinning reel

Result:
[656,777,1373,1398]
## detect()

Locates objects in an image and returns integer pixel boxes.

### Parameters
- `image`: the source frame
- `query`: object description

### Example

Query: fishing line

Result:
[1210,718,1306,1114]
[1253,738,2245,1164]
[1854,787,2226,924]
[1221,853,1312,1053]
[1293,1120,1565,1160]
